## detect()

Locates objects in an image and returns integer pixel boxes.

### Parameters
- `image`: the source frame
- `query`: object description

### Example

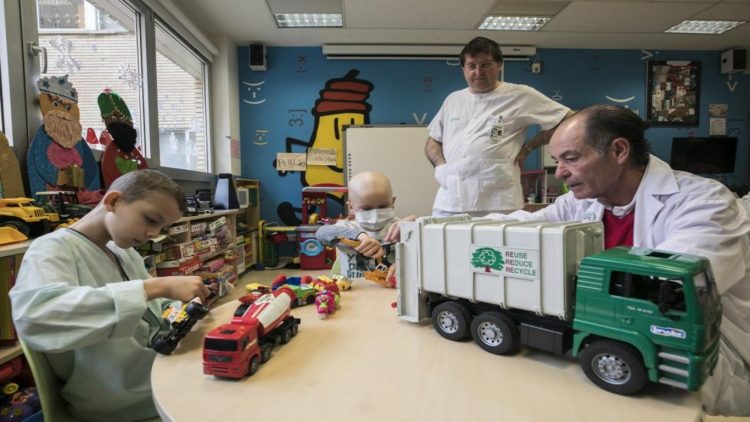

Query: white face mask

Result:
[355,208,396,232]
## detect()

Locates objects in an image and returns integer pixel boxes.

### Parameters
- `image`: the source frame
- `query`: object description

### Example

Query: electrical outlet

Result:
[531,62,542,74]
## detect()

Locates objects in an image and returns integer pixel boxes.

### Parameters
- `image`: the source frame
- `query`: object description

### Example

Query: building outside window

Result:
[37,0,146,154]
[155,20,209,173]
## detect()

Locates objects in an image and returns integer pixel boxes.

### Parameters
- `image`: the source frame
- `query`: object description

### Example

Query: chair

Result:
[19,340,162,422]
[19,339,79,422]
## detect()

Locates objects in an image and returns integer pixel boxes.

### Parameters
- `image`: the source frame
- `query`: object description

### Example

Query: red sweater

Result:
[603,209,634,249]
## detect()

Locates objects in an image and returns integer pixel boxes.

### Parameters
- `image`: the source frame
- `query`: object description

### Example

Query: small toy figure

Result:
[315,289,337,319]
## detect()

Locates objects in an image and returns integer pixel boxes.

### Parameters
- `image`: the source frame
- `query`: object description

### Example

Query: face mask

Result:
[355,208,396,232]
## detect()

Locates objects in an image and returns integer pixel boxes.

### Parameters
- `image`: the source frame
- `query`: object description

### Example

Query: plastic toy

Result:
[0,198,52,237]
[245,282,271,295]
[203,287,301,378]
[397,217,722,395]
[270,275,317,307]
[315,290,337,319]
[331,237,396,288]
[152,292,216,355]
[332,274,352,291]
[34,191,92,220]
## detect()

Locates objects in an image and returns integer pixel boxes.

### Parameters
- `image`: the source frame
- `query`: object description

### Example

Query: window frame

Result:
[2,0,215,189]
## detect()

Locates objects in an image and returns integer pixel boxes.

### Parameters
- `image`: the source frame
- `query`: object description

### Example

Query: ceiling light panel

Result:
[274,13,343,27]
[665,20,746,34]
[479,16,550,31]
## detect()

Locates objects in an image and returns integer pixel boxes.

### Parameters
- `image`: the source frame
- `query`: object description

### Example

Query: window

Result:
[609,271,686,313]
[155,21,209,173]
[37,0,145,154]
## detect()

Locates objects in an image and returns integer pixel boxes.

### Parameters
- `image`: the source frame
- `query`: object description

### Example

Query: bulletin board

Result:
[344,125,437,218]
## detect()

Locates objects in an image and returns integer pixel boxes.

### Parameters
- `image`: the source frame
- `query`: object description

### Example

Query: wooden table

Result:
[152,271,702,422]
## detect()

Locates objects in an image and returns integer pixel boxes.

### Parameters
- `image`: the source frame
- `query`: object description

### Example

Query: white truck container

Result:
[397,216,603,324]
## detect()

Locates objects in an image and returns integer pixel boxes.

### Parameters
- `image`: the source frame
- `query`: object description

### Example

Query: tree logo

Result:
[471,247,504,273]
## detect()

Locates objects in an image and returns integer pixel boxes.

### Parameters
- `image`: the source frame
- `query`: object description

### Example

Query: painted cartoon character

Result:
[97,89,148,188]
[277,70,374,225]
[27,75,101,203]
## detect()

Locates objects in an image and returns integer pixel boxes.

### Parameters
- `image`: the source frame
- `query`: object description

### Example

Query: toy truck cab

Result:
[0,198,51,236]
[572,247,721,393]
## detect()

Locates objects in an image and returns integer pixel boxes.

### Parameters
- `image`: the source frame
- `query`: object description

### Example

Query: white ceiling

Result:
[174,0,750,51]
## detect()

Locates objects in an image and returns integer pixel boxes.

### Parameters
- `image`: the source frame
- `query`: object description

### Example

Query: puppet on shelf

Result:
[27,75,101,204]
[97,89,147,188]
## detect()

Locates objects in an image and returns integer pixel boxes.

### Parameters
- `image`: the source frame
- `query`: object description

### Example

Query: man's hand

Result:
[383,215,417,243]
[355,233,384,260]
[144,276,211,303]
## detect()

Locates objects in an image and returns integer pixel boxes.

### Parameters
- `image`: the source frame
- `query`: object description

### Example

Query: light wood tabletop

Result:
[151,269,702,422]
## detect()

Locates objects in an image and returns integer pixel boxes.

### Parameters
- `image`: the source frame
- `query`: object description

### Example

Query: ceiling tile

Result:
[344,0,496,29]
[542,1,714,32]
[695,2,750,19]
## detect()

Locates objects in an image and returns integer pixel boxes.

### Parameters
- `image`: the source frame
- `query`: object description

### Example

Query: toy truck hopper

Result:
[396,216,721,395]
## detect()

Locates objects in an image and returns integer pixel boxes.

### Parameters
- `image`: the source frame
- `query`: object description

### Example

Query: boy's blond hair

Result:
[108,169,186,212]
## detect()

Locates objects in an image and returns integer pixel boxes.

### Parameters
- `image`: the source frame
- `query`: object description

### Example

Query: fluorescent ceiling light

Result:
[274,13,342,28]
[665,20,745,34]
[479,16,550,31]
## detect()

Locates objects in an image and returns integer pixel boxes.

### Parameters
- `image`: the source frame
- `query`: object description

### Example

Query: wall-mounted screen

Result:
[670,136,737,174]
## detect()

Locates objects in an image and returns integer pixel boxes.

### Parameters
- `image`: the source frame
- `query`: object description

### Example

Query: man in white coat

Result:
[425,36,572,216]
[488,104,750,417]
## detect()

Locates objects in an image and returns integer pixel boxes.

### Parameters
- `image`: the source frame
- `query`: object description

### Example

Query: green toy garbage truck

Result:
[396,216,721,395]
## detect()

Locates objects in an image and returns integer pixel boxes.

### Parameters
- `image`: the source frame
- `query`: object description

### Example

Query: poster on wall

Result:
[646,60,700,126]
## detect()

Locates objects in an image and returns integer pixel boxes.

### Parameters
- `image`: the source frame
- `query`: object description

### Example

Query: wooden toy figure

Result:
[97,89,148,188]
[27,75,101,203]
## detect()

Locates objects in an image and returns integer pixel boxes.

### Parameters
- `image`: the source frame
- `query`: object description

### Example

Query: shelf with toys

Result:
[137,209,240,298]
[0,241,28,364]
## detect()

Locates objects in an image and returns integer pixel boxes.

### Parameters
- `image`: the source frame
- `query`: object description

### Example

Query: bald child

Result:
[316,171,412,280]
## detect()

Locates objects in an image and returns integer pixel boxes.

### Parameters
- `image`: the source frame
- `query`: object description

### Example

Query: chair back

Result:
[18,339,78,422]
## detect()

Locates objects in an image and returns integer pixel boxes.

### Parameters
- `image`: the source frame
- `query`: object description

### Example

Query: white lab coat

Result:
[10,229,172,422]
[490,155,750,416]
[429,83,570,214]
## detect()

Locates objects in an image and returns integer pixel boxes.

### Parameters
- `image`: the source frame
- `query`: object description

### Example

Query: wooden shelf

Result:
[0,344,22,365]
[0,241,29,258]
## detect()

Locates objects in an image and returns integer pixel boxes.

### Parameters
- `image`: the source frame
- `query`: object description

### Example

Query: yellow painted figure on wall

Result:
[278,70,373,225]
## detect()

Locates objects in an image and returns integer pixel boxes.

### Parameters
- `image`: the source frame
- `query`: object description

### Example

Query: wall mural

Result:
[276,69,374,225]
[238,47,750,223]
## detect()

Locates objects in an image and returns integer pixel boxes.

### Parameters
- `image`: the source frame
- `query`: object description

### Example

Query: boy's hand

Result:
[355,233,384,260]
[383,215,417,243]
[144,276,211,303]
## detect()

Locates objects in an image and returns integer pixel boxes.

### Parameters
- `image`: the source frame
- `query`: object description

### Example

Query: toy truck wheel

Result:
[579,340,647,395]
[305,295,316,305]
[151,335,176,355]
[280,327,292,344]
[290,323,299,337]
[260,344,273,363]
[470,312,519,355]
[248,356,260,376]
[431,301,472,341]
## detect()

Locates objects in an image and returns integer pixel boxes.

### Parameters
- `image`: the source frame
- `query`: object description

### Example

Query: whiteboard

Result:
[344,125,437,218]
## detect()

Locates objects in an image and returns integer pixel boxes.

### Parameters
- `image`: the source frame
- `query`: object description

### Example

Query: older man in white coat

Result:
[488,104,750,417]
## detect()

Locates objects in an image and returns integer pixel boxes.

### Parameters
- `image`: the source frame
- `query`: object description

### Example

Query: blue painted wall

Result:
[238,47,750,223]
